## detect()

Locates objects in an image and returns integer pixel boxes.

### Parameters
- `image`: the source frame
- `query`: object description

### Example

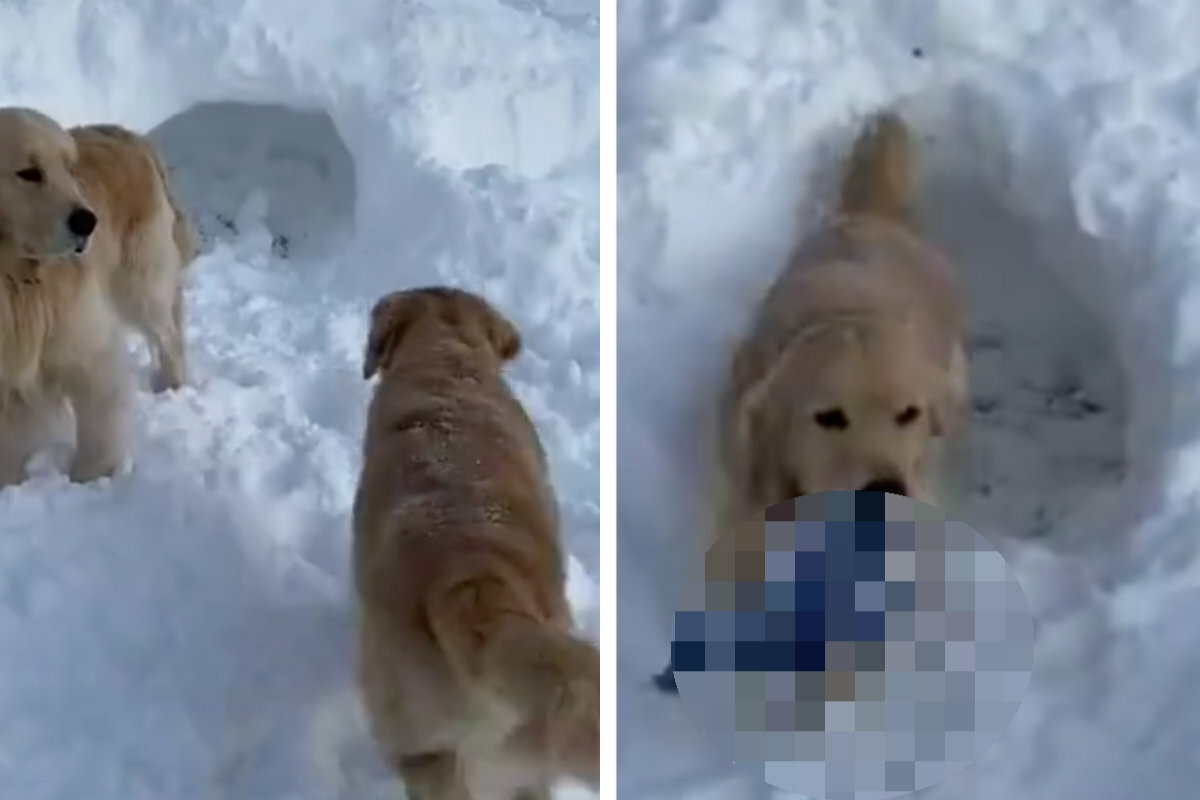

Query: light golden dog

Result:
[0,107,197,486]
[717,110,967,525]
[353,287,599,800]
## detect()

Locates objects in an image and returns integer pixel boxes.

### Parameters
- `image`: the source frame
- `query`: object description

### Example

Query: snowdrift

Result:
[0,1,598,798]
[619,2,1200,798]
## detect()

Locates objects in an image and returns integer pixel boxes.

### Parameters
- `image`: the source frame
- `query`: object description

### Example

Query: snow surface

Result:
[619,1,1200,798]
[0,1,598,798]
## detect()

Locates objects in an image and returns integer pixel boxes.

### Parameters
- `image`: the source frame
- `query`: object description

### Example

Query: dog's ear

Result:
[455,292,521,362]
[731,347,800,507]
[930,342,968,437]
[479,303,521,362]
[362,292,423,380]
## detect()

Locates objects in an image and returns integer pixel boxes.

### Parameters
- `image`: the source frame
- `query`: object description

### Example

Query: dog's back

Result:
[71,124,196,267]
[353,288,599,798]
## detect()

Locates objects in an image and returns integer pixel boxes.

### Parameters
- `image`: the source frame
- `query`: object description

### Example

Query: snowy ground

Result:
[0,1,598,798]
[619,1,1200,798]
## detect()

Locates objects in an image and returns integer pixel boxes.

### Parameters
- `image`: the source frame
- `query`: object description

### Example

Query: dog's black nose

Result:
[860,478,907,496]
[67,207,97,237]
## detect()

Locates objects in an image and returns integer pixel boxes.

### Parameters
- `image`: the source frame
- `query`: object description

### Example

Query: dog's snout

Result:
[67,207,97,237]
[860,478,907,496]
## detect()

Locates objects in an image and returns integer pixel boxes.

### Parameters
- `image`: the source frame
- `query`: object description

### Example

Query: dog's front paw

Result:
[67,452,128,484]
[0,463,29,490]
[151,369,186,394]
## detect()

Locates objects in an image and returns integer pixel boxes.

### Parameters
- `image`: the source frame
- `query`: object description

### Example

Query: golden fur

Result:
[353,287,599,800]
[716,110,967,528]
[0,106,196,487]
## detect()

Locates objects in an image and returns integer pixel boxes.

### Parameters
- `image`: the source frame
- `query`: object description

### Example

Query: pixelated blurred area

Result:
[670,491,1034,798]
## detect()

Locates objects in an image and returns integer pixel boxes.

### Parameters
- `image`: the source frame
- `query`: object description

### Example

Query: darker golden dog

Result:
[353,287,599,800]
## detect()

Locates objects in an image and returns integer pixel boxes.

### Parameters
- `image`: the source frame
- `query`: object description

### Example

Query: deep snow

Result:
[619,1,1200,798]
[0,1,598,798]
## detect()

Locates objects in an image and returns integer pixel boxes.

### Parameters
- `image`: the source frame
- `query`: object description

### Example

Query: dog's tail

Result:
[148,147,200,267]
[837,110,914,223]
[425,570,600,788]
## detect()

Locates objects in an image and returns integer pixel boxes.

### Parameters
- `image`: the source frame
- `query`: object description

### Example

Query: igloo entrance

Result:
[149,102,356,262]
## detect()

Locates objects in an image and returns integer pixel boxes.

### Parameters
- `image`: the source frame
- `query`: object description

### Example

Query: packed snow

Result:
[0,1,598,798]
[619,1,1200,798]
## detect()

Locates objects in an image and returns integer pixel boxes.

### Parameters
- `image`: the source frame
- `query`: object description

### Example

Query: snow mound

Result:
[619,1,1200,798]
[0,1,598,798]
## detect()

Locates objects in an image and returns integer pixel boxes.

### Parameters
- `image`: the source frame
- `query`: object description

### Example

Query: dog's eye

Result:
[814,408,849,430]
[896,406,921,426]
[16,167,42,183]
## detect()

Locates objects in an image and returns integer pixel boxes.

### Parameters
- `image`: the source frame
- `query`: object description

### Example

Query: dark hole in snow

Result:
[901,91,1133,549]
[149,101,357,262]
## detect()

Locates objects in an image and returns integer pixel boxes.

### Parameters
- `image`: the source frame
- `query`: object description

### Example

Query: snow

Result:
[0,1,598,798]
[619,1,1200,798]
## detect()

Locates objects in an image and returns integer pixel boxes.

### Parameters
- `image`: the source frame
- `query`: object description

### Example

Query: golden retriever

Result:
[716,110,967,525]
[0,106,197,486]
[353,287,599,800]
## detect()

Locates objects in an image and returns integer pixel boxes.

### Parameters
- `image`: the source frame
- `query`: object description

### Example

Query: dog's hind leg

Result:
[171,278,186,354]
[114,225,190,392]
[117,269,187,393]
[396,752,471,800]
[146,279,188,393]
[62,341,133,483]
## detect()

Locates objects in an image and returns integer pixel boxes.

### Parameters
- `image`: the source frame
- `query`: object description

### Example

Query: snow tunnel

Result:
[896,85,1170,567]
[148,102,357,262]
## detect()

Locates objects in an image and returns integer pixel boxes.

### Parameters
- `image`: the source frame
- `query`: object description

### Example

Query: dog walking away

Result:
[0,107,197,487]
[656,111,968,694]
[353,287,599,799]
[717,109,967,525]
